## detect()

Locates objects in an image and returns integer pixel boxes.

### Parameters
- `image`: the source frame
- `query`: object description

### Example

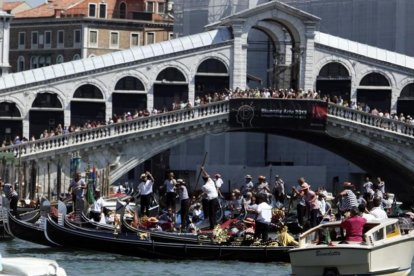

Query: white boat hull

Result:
[290,235,414,276]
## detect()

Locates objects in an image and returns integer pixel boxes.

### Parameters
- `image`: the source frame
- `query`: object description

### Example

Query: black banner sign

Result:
[229,98,327,131]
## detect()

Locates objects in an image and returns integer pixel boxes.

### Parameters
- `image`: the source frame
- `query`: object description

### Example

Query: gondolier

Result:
[200,166,219,230]
[2,181,19,218]
[138,171,154,216]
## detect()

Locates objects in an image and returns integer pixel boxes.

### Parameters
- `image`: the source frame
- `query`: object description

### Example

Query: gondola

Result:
[45,215,293,262]
[4,199,60,246]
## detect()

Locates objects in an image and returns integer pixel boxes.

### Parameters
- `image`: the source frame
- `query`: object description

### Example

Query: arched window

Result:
[197,58,228,74]
[360,73,389,86]
[73,54,81,60]
[115,76,144,90]
[30,56,39,69]
[73,84,104,99]
[119,2,127,19]
[400,83,414,99]
[318,62,349,79]
[17,56,25,72]
[156,67,186,82]
[56,55,64,64]
[32,92,63,108]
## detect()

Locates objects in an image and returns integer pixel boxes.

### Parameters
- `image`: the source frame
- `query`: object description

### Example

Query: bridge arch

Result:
[194,57,230,99]
[0,100,23,145]
[397,82,414,117]
[29,92,64,139]
[153,66,189,111]
[356,70,394,112]
[71,83,106,126]
[112,75,147,117]
[315,61,352,103]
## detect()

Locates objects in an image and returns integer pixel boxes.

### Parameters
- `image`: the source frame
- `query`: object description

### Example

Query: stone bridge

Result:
[1,99,414,202]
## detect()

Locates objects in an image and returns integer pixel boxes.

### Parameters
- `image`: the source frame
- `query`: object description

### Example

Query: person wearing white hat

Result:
[241,175,254,196]
[137,171,154,216]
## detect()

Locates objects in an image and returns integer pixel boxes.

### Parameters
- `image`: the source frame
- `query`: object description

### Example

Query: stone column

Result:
[230,23,247,90]
[301,23,317,91]
[188,75,195,105]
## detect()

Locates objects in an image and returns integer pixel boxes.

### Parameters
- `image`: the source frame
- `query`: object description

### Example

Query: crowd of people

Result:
[2,87,413,148]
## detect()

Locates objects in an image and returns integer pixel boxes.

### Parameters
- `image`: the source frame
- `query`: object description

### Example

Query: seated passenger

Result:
[147,217,162,231]
[340,207,367,243]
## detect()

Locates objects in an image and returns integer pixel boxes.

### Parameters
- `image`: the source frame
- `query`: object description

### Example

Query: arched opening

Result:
[195,58,229,99]
[119,2,127,19]
[29,92,64,139]
[357,72,391,112]
[246,22,297,90]
[71,84,105,126]
[17,56,25,72]
[397,83,414,117]
[113,76,147,116]
[0,102,22,145]
[316,62,351,103]
[154,67,188,111]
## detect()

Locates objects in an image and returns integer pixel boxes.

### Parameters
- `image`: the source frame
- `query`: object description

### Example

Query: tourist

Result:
[177,179,190,230]
[163,172,177,212]
[159,207,176,231]
[240,174,254,196]
[273,174,285,205]
[89,189,104,222]
[370,197,388,219]
[340,207,367,243]
[68,172,86,213]
[200,166,219,229]
[358,203,377,221]
[376,177,385,194]
[138,171,155,216]
[255,175,272,203]
[362,176,374,202]
[337,181,358,217]
[252,193,272,242]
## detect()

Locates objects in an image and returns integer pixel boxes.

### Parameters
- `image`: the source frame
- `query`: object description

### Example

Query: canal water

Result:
[0,239,292,276]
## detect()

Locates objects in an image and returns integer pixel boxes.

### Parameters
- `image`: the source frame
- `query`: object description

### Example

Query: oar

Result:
[194,152,208,193]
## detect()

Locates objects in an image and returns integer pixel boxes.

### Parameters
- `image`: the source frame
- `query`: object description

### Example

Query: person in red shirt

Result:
[340,207,367,243]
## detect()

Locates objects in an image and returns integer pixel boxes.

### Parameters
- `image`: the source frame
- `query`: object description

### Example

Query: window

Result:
[158,2,165,14]
[89,30,98,47]
[30,56,39,69]
[44,31,51,48]
[89,4,96,17]
[169,32,174,40]
[31,31,38,48]
[17,56,25,72]
[146,2,154,12]
[56,55,64,64]
[18,32,25,49]
[110,31,119,48]
[130,33,140,47]
[99,4,106,18]
[57,30,64,47]
[146,32,155,44]
[119,2,126,19]
[74,29,81,47]
[73,54,81,60]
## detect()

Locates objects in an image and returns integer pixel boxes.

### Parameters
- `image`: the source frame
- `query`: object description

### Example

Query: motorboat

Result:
[0,256,66,276]
[289,218,414,276]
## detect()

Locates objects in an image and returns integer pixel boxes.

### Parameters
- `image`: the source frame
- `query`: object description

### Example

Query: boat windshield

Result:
[301,224,343,245]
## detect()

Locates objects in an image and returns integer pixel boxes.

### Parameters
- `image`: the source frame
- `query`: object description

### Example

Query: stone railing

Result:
[0,101,230,158]
[328,104,414,137]
[2,99,414,159]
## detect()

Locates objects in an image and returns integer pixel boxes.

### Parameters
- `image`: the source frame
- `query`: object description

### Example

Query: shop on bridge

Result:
[195,58,229,98]
[153,67,188,111]
[357,72,391,113]
[112,76,147,117]
[71,84,106,126]
[0,102,22,146]
[397,83,414,117]
[316,62,351,103]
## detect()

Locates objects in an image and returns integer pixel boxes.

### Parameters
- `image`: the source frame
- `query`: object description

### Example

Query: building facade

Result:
[8,0,173,73]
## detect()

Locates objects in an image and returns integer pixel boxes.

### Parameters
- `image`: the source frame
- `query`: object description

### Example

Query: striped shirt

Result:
[339,189,358,212]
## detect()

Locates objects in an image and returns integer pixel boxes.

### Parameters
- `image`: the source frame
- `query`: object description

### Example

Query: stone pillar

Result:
[301,24,317,91]
[64,104,71,128]
[188,75,195,105]
[0,8,12,76]
[106,99,112,123]
[231,23,247,90]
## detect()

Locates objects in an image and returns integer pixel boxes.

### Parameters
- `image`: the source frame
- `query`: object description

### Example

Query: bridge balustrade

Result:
[0,101,229,158]
[328,104,414,137]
